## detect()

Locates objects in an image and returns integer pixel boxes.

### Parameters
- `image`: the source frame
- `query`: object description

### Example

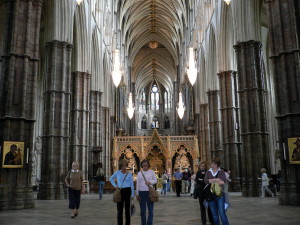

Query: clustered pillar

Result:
[265,0,300,205]
[234,40,270,197]
[0,0,43,209]
[218,71,241,191]
[207,90,223,161]
[38,41,72,200]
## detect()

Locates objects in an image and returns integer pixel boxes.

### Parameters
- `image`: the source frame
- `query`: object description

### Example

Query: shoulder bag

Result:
[113,172,128,203]
[141,171,159,202]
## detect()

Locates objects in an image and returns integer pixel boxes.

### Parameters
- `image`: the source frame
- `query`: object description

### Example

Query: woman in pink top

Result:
[136,159,157,225]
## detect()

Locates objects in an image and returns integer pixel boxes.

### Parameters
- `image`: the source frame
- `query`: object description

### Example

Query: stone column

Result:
[102,107,111,178]
[218,71,242,191]
[70,71,90,180]
[234,40,270,197]
[37,41,72,200]
[265,0,300,205]
[89,91,102,177]
[207,90,223,162]
[199,104,211,162]
[0,0,43,210]
[173,81,179,134]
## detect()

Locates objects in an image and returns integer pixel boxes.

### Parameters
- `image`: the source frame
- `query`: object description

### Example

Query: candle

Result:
[26,148,29,164]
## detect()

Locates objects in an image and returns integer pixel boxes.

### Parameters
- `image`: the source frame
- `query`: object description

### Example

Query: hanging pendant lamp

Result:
[177,92,185,119]
[127,92,135,119]
[112,49,122,87]
[187,48,197,86]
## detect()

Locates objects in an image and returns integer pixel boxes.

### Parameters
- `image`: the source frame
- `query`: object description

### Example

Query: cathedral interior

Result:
[0,0,300,212]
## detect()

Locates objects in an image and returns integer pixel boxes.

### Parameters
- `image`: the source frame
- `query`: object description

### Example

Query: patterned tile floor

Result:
[1,192,300,225]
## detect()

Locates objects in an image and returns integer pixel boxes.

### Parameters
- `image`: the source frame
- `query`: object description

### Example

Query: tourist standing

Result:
[173,168,183,197]
[223,168,231,205]
[196,161,214,225]
[161,170,168,195]
[204,158,229,225]
[65,162,85,219]
[136,159,157,225]
[182,169,190,194]
[110,160,134,225]
[96,166,105,200]
[259,168,274,197]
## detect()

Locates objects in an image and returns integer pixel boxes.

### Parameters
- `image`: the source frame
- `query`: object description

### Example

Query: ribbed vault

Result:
[117,0,189,94]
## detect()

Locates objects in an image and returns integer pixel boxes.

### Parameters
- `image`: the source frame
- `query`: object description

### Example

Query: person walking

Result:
[96,166,105,200]
[110,160,135,225]
[161,170,168,195]
[259,168,274,197]
[173,168,183,197]
[196,161,214,225]
[65,162,85,219]
[136,159,157,225]
[204,158,229,225]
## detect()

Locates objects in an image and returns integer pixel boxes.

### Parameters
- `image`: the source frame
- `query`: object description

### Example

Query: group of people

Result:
[65,159,157,225]
[64,158,277,225]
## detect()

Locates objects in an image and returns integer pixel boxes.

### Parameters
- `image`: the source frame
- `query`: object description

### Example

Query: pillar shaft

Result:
[234,40,270,197]
[89,91,102,177]
[38,41,72,200]
[70,71,91,180]
[0,0,43,210]
[207,90,223,161]
[265,0,300,205]
[218,71,241,191]
[199,104,211,162]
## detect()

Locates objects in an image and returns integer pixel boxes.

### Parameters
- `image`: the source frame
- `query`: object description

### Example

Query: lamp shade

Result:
[176,92,185,119]
[112,49,122,87]
[187,47,197,86]
[127,92,135,119]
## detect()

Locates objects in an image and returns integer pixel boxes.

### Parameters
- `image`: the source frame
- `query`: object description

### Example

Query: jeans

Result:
[261,185,273,197]
[117,187,131,225]
[98,181,105,199]
[167,181,171,192]
[208,195,229,225]
[68,188,81,209]
[161,184,167,194]
[139,191,154,225]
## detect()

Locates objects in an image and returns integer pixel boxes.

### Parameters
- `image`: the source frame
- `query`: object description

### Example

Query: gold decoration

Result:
[149,41,158,49]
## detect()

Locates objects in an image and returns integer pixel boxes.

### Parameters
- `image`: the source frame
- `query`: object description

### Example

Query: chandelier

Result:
[176,92,185,119]
[127,92,135,119]
[112,49,122,87]
[76,0,83,5]
[187,47,197,86]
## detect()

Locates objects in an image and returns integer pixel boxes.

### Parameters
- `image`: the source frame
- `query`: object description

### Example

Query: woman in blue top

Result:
[110,159,134,225]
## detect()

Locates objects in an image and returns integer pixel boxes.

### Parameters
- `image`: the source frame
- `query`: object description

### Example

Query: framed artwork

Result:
[2,141,24,168]
[288,137,300,164]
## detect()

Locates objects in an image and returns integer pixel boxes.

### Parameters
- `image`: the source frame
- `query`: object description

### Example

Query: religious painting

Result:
[2,141,24,168]
[288,137,300,164]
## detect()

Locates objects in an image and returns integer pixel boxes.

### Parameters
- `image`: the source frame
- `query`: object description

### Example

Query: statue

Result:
[164,116,170,129]
[141,115,147,129]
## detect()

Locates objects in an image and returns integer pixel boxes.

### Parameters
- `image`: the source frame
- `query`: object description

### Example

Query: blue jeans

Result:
[139,191,154,225]
[208,195,229,225]
[161,184,167,194]
[98,181,105,199]
[166,181,170,192]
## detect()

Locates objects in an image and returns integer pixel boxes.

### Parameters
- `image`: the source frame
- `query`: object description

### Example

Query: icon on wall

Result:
[288,137,300,164]
[2,141,24,168]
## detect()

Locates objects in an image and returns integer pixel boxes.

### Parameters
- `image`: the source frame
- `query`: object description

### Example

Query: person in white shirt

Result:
[161,170,168,195]
[259,168,274,197]
[136,159,157,225]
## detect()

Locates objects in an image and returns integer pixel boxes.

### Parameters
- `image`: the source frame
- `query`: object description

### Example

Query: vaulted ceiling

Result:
[117,0,190,93]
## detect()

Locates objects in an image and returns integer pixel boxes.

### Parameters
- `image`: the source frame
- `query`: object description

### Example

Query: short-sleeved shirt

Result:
[174,171,183,180]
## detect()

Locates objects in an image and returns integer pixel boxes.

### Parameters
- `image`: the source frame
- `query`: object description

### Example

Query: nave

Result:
[1,192,300,225]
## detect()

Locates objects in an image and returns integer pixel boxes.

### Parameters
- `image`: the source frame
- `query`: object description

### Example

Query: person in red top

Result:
[204,158,229,225]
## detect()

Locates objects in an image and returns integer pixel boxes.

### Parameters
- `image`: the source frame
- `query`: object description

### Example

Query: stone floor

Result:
[1,192,300,225]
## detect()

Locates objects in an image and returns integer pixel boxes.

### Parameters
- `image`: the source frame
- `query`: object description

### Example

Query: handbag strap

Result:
[120,172,128,189]
[141,171,150,186]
